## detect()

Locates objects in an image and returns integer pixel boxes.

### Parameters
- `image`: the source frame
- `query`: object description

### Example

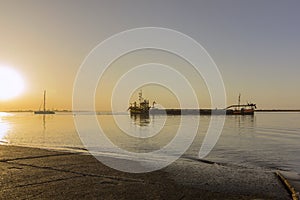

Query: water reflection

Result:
[0,112,299,175]
[43,114,46,130]
[235,114,255,125]
[0,112,11,143]
[38,113,55,131]
[130,114,150,126]
[233,115,255,135]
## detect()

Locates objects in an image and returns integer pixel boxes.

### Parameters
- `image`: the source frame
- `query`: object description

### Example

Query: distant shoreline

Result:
[1,109,300,113]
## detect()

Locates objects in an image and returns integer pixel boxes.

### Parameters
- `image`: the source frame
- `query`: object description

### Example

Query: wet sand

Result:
[0,145,292,199]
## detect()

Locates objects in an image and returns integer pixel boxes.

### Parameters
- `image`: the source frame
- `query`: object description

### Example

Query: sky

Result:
[0,0,299,111]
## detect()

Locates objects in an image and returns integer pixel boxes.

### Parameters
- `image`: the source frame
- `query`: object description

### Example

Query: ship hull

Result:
[147,109,254,115]
[128,91,255,116]
[34,111,55,114]
[129,108,149,115]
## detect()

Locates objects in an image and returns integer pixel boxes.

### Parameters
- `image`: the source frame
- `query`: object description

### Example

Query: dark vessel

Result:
[225,94,256,115]
[34,90,55,114]
[128,90,151,115]
[148,106,256,115]
[128,92,256,115]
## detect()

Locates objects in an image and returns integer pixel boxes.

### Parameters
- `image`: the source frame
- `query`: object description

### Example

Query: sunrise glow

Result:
[0,66,25,100]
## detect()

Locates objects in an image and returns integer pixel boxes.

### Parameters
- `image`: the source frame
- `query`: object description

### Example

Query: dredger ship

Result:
[128,91,256,115]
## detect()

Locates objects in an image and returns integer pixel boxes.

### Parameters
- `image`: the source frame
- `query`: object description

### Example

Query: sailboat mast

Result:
[43,90,46,112]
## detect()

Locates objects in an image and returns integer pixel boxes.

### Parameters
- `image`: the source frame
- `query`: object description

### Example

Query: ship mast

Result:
[43,90,46,112]
[238,93,241,108]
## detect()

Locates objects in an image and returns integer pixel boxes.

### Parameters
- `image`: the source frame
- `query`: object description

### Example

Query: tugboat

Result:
[128,90,151,115]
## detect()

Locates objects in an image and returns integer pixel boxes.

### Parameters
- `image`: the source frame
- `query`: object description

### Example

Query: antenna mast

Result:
[138,90,143,103]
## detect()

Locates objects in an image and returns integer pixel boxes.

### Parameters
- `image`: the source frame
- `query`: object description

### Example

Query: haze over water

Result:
[0,112,299,175]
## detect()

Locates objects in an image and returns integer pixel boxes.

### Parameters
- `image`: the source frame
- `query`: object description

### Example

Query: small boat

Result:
[34,90,55,114]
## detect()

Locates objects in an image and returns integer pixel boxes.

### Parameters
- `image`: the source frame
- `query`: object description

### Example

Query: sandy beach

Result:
[0,145,293,200]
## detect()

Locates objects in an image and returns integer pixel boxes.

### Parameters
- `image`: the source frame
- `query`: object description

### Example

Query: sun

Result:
[0,66,25,100]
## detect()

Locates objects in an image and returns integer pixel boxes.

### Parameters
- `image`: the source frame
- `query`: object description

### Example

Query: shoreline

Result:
[0,144,295,199]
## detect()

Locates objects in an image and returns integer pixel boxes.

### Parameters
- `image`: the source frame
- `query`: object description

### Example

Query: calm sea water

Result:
[0,112,299,175]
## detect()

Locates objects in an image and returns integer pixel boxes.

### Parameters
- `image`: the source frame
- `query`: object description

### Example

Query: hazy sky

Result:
[0,0,299,111]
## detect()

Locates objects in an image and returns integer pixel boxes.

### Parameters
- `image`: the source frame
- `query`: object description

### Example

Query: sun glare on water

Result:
[0,66,25,100]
